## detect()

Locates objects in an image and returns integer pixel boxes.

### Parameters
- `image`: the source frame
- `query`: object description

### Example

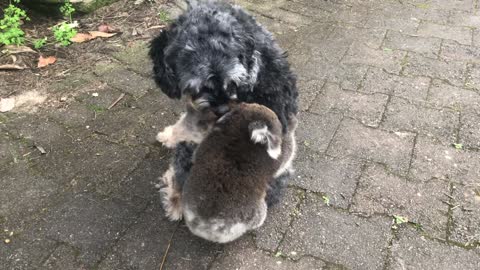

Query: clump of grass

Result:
[33,37,47,49]
[87,104,106,113]
[158,10,171,23]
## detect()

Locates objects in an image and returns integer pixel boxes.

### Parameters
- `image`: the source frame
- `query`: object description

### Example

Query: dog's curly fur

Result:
[149,0,298,132]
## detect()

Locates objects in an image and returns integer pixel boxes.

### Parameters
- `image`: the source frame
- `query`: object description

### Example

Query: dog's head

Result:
[155,2,261,109]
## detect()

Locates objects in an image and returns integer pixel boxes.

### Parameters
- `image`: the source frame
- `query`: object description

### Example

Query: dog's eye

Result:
[200,86,212,94]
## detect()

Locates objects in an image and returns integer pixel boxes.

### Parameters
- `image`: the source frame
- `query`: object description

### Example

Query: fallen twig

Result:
[451,204,460,210]
[441,200,460,208]
[5,89,18,97]
[146,25,167,30]
[2,45,36,54]
[35,145,47,155]
[108,93,125,110]
[443,192,454,200]
[0,64,26,70]
[159,221,180,270]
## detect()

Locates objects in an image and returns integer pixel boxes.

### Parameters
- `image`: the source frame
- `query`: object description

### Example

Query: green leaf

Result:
[454,143,463,150]
[393,215,408,224]
[0,1,28,46]
[322,195,330,206]
[34,37,47,49]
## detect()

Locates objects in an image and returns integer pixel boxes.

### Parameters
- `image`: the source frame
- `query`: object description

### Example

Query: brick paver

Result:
[1,0,480,269]
[279,194,392,270]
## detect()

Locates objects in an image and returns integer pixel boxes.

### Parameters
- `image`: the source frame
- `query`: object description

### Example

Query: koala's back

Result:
[182,129,276,221]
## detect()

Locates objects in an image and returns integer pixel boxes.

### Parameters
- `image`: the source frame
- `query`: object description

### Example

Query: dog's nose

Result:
[213,104,230,116]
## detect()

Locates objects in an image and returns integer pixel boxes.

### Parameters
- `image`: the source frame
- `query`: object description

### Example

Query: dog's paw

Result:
[160,166,175,185]
[156,126,177,148]
[160,186,183,221]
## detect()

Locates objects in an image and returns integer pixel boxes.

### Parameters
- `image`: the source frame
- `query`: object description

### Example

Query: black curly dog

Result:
[150,0,298,213]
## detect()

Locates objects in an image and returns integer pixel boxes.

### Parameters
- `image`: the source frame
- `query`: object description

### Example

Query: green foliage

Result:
[453,143,463,150]
[53,23,77,46]
[158,10,171,23]
[393,215,408,224]
[87,104,106,113]
[322,195,330,206]
[60,0,75,22]
[53,1,77,47]
[33,37,47,49]
[0,0,30,46]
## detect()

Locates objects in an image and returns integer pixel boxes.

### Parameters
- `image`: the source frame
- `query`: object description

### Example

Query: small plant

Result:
[0,0,30,46]
[322,195,330,206]
[413,222,424,231]
[453,143,463,150]
[60,0,75,22]
[33,37,47,49]
[52,1,77,46]
[53,23,77,46]
[158,10,171,23]
[393,215,408,225]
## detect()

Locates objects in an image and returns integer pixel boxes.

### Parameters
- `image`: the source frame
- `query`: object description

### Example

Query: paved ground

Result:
[1,0,480,269]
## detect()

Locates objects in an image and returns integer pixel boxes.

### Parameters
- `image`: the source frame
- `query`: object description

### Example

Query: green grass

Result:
[87,104,106,113]
[158,10,171,23]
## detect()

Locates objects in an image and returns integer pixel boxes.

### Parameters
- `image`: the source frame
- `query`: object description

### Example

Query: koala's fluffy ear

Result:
[248,121,282,159]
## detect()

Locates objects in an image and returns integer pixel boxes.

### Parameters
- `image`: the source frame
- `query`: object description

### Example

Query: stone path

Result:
[1,0,480,269]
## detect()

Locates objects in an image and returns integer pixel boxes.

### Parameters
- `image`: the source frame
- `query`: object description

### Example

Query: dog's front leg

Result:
[160,164,183,220]
[156,113,189,148]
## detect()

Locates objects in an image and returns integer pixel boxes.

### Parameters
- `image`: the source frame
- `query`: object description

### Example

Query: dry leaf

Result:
[98,24,116,33]
[0,64,26,70]
[89,31,117,38]
[0,98,15,112]
[37,56,56,68]
[71,31,117,43]
[71,33,95,43]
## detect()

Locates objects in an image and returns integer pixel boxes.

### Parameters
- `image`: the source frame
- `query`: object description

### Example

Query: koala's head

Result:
[216,102,283,159]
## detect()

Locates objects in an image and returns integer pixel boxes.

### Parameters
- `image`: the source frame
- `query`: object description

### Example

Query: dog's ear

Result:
[248,121,282,159]
[149,30,181,99]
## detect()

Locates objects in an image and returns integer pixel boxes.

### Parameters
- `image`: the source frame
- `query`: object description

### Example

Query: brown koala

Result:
[179,102,296,243]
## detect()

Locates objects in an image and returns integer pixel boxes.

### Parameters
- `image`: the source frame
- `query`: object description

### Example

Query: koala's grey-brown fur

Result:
[179,103,294,243]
